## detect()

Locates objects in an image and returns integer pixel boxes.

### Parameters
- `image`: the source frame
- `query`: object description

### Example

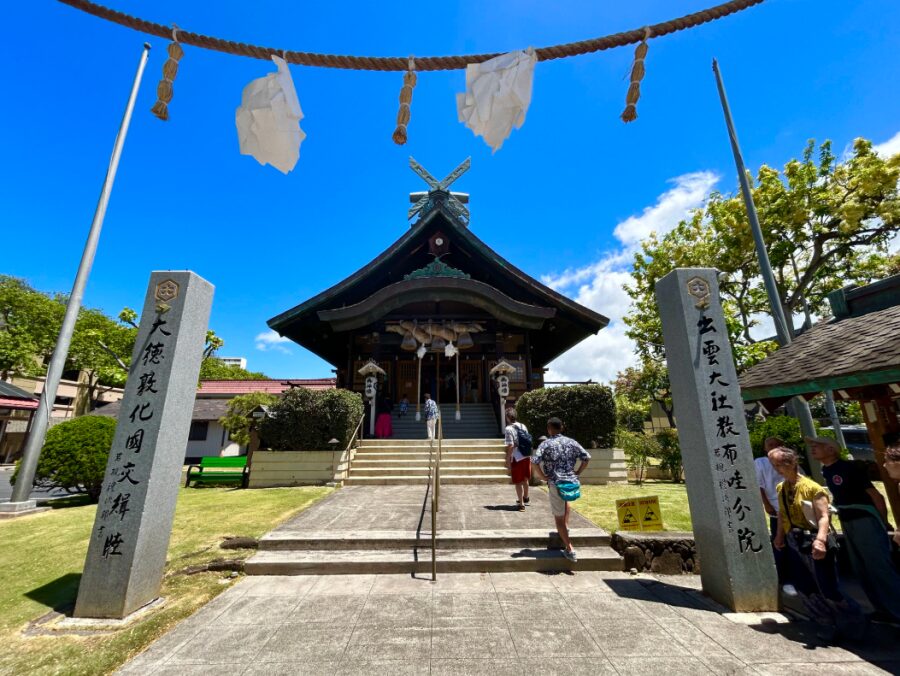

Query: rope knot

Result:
[392,56,417,145]
[621,26,652,123]
[151,24,184,121]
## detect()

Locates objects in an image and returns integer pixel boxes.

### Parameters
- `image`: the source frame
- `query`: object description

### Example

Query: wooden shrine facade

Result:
[268,184,609,410]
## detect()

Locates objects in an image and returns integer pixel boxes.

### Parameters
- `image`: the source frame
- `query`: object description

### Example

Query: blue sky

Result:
[3,1,898,382]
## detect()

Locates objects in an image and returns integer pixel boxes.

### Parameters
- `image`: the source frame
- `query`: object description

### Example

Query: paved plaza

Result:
[118,570,900,675]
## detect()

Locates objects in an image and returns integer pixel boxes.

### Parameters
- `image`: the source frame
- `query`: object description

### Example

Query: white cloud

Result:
[874,131,900,158]
[255,329,292,355]
[613,172,719,247]
[543,171,719,384]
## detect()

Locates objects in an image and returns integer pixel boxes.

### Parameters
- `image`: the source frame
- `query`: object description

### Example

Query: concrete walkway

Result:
[118,571,900,674]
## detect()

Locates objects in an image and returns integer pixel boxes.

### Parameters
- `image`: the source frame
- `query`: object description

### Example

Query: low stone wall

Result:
[611,531,699,575]
[249,448,355,488]
[579,448,628,484]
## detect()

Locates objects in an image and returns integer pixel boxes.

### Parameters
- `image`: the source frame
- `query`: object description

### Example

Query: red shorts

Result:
[510,457,531,484]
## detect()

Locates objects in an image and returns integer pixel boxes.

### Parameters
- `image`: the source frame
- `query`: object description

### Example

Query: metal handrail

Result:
[430,415,443,581]
[336,415,365,482]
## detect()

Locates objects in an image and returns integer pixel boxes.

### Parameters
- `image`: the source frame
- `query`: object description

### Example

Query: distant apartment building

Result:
[219,357,247,369]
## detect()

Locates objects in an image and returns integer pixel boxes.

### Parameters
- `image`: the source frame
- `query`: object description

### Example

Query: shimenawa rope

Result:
[58,0,765,71]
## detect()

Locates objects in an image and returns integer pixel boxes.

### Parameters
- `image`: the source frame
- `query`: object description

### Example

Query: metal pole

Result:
[712,59,821,479]
[8,44,151,506]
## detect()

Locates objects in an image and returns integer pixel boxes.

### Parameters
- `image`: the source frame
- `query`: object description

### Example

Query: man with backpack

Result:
[504,408,533,511]
[531,417,591,562]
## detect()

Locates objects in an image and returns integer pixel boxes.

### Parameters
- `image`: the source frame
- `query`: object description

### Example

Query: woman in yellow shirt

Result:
[770,447,862,639]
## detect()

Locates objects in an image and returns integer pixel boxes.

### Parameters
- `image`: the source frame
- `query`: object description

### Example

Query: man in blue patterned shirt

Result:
[424,392,438,441]
[531,417,591,562]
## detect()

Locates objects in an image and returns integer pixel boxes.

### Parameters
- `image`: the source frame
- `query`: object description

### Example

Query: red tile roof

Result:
[0,397,38,410]
[197,379,335,396]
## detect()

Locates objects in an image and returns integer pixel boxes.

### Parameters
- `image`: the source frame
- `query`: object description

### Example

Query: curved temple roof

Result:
[268,193,609,367]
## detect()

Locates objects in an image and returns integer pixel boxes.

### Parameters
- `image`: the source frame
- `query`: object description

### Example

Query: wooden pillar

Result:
[860,397,900,521]
[346,333,354,391]
[524,331,533,391]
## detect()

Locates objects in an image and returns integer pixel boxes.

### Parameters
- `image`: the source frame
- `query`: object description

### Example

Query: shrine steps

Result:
[245,529,621,575]
[386,403,502,440]
[345,438,509,485]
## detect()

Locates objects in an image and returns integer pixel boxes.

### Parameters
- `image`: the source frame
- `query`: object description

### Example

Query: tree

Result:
[199,358,268,381]
[624,138,899,370]
[0,276,64,379]
[220,392,279,446]
[613,360,675,428]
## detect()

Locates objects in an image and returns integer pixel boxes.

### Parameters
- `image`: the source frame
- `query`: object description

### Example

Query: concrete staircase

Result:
[345,438,508,486]
[386,402,501,439]
[245,528,623,575]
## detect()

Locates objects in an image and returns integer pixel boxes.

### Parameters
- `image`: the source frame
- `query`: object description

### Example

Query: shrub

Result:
[11,415,115,502]
[617,428,660,486]
[654,428,683,482]
[220,392,280,446]
[260,387,364,451]
[516,384,616,448]
[748,415,807,458]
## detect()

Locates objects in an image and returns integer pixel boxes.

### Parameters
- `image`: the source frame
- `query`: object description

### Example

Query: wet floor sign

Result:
[616,496,663,531]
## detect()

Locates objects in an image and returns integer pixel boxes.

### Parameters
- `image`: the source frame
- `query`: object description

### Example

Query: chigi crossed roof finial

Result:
[408,157,471,225]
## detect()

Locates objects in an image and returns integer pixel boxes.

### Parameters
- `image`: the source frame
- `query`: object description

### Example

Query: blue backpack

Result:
[514,424,533,457]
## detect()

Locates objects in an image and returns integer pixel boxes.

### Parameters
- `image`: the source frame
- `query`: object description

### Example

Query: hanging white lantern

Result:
[416,345,427,359]
[235,55,306,174]
[456,48,536,152]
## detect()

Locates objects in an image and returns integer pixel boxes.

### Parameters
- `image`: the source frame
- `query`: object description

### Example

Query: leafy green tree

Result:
[0,276,64,379]
[613,360,675,427]
[220,392,279,446]
[625,138,899,370]
[199,358,268,381]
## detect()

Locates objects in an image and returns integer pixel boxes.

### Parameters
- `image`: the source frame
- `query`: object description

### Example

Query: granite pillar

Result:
[75,271,213,618]
[656,268,777,611]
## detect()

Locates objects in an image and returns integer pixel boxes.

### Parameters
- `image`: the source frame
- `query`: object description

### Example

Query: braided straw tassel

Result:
[392,57,417,145]
[621,27,652,123]
[151,26,184,121]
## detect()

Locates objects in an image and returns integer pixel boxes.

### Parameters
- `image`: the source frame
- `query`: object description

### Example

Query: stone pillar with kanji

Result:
[75,271,213,619]
[656,268,777,612]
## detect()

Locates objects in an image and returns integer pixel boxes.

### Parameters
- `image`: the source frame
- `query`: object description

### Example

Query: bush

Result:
[617,428,660,486]
[260,388,364,451]
[655,428,683,482]
[516,384,616,448]
[748,415,807,458]
[11,415,115,502]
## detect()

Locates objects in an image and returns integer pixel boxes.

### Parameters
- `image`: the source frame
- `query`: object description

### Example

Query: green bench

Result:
[185,456,249,488]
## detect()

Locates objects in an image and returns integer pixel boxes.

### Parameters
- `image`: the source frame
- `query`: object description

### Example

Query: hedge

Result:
[11,415,115,502]
[260,387,364,451]
[516,384,616,448]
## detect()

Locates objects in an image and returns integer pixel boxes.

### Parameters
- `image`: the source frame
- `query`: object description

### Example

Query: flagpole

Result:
[711,59,821,479]
[6,43,152,509]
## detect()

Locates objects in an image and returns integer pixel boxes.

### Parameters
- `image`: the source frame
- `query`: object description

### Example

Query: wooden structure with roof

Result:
[0,381,39,463]
[268,160,609,412]
[739,274,900,518]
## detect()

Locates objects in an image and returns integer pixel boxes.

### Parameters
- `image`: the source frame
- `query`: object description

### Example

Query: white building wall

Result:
[185,421,245,459]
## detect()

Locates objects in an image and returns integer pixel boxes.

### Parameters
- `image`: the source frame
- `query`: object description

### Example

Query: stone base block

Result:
[0,500,51,518]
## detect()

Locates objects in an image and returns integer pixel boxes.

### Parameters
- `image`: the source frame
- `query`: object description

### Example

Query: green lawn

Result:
[0,485,331,676]
[572,481,896,534]
[574,481,693,532]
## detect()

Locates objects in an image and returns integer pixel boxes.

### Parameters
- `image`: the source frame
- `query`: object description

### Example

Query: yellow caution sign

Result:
[616,496,663,531]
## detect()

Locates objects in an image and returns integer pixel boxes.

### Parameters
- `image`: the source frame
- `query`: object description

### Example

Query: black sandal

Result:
[523,496,530,505]
[517,502,525,511]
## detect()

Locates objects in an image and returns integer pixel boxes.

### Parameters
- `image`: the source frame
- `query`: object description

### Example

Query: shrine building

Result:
[267,161,609,435]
